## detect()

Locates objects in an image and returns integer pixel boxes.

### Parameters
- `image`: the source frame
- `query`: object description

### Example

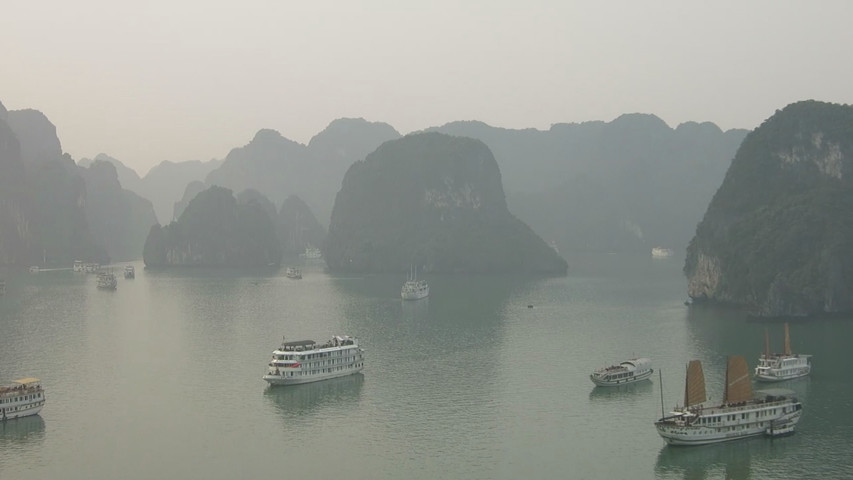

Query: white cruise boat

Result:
[651,247,674,258]
[263,335,364,386]
[401,265,429,300]
[0,378,46,420]
[73,260,84,272]
[124,265,135,279]
[655,356,803,446]
[285,267,302,279]
[97,271,117,290]
[755,323,811,382]
[590,358,653,386]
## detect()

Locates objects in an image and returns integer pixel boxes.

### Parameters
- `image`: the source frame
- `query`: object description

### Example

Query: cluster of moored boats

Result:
[590,322,811,446]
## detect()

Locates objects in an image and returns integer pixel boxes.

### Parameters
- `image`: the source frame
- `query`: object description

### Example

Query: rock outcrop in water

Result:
[685,100,853,317]
[325,132,567,274]
[143,186,281,267]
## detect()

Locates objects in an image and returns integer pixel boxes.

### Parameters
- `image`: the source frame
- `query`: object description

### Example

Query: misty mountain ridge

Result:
[1,95,749,265]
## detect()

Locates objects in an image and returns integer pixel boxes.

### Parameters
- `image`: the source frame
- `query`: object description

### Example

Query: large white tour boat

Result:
[655,356,803,446]
[755,322,811,382]
[590,357,653,386]
[0,378,46,421]
[401,265,429,300]
[651,247,674,258]
[263,335,364,386]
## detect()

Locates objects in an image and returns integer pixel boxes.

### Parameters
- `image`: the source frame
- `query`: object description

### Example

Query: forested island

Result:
[686,100,853,317]
[324,132,568,274]
[143,186,281,267]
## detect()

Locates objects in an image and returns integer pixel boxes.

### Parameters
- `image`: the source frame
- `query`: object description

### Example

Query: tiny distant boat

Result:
[590,358,653,386]
[73,260,84,272]
[0,378,46,420]
[28,266,39,273]
[97,271,117,290]
[655,356,803,445]
[263,335,364,385]
[651,247,674,258]
[124,265,135,279]
[755,323,811,382]
[401,264,429,300]
[285,267,302,279]
[84,263,100,274]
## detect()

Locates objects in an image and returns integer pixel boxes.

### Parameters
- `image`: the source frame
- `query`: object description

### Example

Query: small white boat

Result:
[124,266,135,279]
[651,247,674,258]
[28,266,39,274]
[755,323,811,382]
[655,356,803,446]
[285,267,302,279]
[401,264,429,300]
[97,271,117,290]
[0,378,46,420]
[73,260,84,272]
[263,335,364,386]
[590,358,653,386]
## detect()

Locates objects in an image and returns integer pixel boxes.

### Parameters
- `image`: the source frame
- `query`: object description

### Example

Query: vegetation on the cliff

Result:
[143,186,281,267]
[325,132,567,274]
[685,100,853,316]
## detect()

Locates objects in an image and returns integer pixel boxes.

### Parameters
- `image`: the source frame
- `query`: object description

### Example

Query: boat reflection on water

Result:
[654,435,787,479]
[0,415,46,448]
[264,373,364,418]
[401,296,429,321]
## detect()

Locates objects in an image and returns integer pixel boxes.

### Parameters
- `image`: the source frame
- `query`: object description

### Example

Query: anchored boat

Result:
[0,378,46,421]
[590,358,653,386]
[755,323,811,382]
[401,264,429,300]
[655,356,803,446]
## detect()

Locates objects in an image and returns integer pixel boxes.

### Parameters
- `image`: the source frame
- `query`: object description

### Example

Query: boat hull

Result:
[263,366,364,386]
[401,290,429,300]
[590,368,654,386]
[656,408,802,446]
[755,366,811,382]
[1,404,43,420]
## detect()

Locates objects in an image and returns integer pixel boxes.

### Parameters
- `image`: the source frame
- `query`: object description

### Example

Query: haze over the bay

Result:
[4,0,853,175]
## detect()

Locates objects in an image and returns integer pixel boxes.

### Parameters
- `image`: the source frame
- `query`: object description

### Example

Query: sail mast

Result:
[783,322,792,356]
[764,328,770,358]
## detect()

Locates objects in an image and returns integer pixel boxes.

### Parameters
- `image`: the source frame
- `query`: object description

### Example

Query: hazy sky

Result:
[4,0,853,176]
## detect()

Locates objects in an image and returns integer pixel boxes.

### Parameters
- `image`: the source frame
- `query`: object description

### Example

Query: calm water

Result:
[1,254,852,479]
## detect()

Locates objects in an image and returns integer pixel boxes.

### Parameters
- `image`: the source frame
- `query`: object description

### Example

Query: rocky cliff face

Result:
[0,107,31,264]
[325,132,567,274]
[1,103,105,265]
[685,100,853,317]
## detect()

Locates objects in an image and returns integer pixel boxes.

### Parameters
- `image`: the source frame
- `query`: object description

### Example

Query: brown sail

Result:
[683,360,707,407]
[723,355,752,404]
